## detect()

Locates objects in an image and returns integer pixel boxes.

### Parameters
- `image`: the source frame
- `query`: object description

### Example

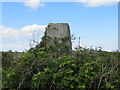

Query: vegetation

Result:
[1,36,120,89]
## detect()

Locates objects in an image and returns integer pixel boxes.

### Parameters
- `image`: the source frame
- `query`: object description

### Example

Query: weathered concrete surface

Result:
[44,23,72,50]
[45,23,70,38]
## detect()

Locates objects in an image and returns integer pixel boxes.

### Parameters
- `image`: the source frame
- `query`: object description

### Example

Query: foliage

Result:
[1,38,120,89]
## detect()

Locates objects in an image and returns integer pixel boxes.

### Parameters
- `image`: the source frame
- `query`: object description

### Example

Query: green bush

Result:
[2,45,120,89]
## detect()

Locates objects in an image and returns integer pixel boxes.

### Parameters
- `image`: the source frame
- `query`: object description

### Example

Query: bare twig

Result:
[97,63,119,89]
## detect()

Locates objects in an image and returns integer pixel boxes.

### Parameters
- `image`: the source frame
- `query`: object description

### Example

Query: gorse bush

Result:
[2,36,120,89]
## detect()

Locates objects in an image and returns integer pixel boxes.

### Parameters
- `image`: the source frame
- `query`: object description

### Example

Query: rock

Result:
[44,23,72,50]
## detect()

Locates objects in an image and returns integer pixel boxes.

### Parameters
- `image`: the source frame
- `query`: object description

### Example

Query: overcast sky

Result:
[0,0,118,52]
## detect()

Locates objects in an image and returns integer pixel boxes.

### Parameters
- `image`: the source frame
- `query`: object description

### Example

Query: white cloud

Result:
[21,0,117,9]
[0,24,46,51]
[84,2,115,7]
[0,24,46,37]
[78,0,117,7]
[23,0,44,10]
[1,42,29,52]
